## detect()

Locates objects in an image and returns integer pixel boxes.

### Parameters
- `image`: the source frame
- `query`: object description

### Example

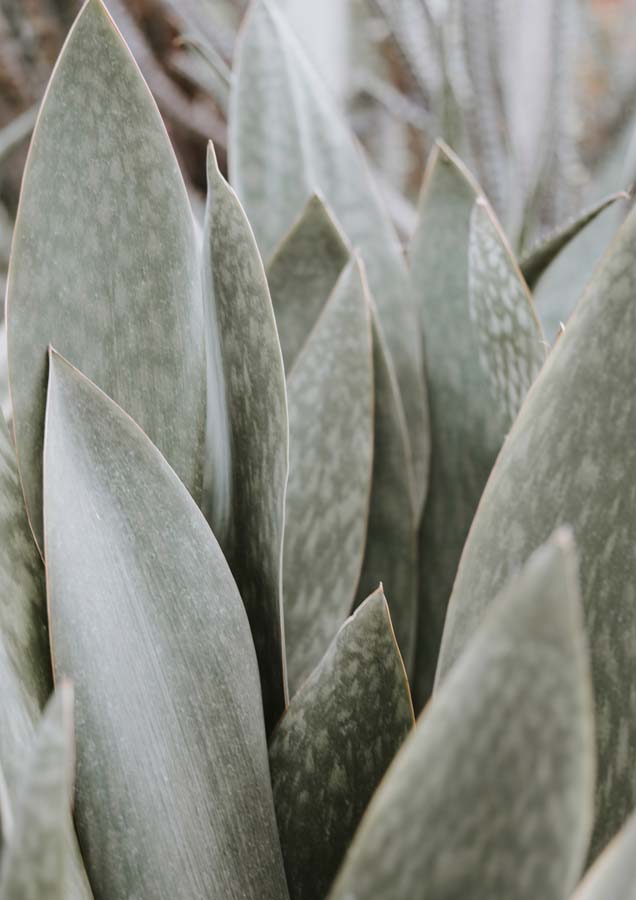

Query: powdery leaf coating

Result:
[330,532,595,900]
[0,684,75,900]
[267,194,350,373]
[437,199,636,858]
[409,142,544,709]
[572,813,636,900]
[230,0,430,515]
[284,260,373,695]
[354,313,418,675]
[203,144,289,734]
[270,588,413,900]
[44,353,289,900]
[7,0,206,550]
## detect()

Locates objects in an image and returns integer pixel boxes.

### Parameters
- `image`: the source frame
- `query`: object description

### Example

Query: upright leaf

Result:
[44,352,289,900]
[330,531,595,900]
[572,813,636,900]
[7,0,205,550]
[202,143,289,734]
[266,194,350,373]
[0,684,75,900]
[409,142,544,708]
[230,0,430,514]
[270,587,413,900]
[284,260,373,695]
[437,199,636,858]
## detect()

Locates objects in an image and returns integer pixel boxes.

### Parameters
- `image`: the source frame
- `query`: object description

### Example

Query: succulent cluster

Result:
[1,1,636,899]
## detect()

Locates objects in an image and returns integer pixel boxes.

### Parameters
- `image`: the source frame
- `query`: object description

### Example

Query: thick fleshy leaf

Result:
[0,326,9,426]
[437,200,636,858]
[572,813,636,900]
[409,141,544,708]
[284,260,373,695]
[330,531,595,900]
[202,143,289,734]
[43,352,289,900]
[0,684,74,900]
[266,194,350,373]
[7,0,205,550]
[230,0,430,515]
[270,587,413,900]
[520,190,630,290]
[354,313,417,674]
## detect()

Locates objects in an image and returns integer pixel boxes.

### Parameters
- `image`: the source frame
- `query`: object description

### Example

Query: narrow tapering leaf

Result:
[266,194,350,373]
[409,142,544,708]
[230,0,430,514]
[270,587,413,900]
[438,199,636,858]
[572,813,636,900]
[7,0,206,550]
[284,260,373,694]
[44,351,289,900]
[330,531,595,900]
[203,142,289,734]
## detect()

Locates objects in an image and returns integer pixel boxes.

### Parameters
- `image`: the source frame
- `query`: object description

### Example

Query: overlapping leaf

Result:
[572,812,636,900]
[409,141,544,708]
[202,143,289,733]
[437,199,636,858]
[7,0,206,549]
[44,352,289,900]
[330,532,594,900]
[270,587,413,900]
[230,0,430,514]
[284,260,373,695]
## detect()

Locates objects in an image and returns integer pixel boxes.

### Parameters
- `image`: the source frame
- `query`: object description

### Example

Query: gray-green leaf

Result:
[44,351,289,900]
[409,141,544,708]
[330,530,595,900]
[284,259,373,695]
[7,0,205,551]
[572,812,636,900]
[270,587,413,900]
[202,142,289,734]
[437,199,636,859]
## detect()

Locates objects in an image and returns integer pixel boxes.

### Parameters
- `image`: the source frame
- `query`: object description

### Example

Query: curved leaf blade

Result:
[44,351,289,900]
[7,0,206,550]
[203,143,289,734]
[284,259,373,695]
[330,531,595,900]
[270,587,413,900]
[437,200,636,857]
[572,813,636,900]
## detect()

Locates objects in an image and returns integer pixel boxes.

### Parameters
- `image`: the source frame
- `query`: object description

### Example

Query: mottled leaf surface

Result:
[354,313,417,674]
[437,201,636,858]
[0,326,9,426]
[573,813,636,900]
[230,0,430,514]
[284,260,373,695]
[7,0,205,549]
[266,194,350,373]
[203,143,288,734]
[270,587,413,900]
[409,142,544,708]
[44,352,289,900]
[0,684,74,900]
[330,532,595,900]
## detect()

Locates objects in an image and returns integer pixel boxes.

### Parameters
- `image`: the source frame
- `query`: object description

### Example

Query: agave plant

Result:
[1,1,636,899]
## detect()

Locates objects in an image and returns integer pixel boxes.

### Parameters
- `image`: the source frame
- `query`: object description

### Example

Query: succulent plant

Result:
[1,2,636,900]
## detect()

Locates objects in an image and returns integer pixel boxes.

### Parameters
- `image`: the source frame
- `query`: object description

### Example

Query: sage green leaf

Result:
[202,142,289,734]
[7,0,205,551]
[0,683,74,900]
[0,325,9,426]
[437,200,636,858]
[520,190,630,290]
[0,107,38,168]
[573,813,636,900]
[43,351,289,900]
[354,312,417,674]
[409,141,544,708]
[230,0,430,515]
[284,260,373,695]
[330,531,595,900]
[266,194,350,373]
[270,587,413,900]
